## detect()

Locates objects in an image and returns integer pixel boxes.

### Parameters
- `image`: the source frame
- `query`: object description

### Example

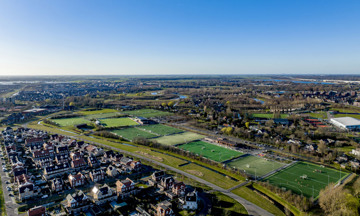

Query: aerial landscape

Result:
[0,1,360,216]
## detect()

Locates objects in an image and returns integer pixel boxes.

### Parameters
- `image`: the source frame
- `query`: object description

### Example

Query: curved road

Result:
[41,130,274,216]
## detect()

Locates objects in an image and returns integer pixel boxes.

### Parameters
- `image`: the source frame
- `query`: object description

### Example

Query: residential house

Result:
[116,178,138,198]
[43,163,70,179]
[106,165,118,177]
[68,173,86,188]
[56,145,69,155]
[50,178,63,192]
[89,169,105,182]
[19,180,37,201]
[27,206,46,216]
[70,152,83,160]
[55,154,70,164]
[148,171,165,186]
[91,184,117,205]
[87,156,100,168]
[158,176,174,191]
[32,150,50,161]
[66,190,91,215]
[130,161,141,171]
[25,138,44,147]
[180,191,198,210]
[71,158,87,170]
[156,201,174,216]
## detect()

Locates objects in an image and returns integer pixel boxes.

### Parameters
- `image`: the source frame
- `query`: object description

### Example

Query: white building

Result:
[330,117,360,130]
[180,191,198,210]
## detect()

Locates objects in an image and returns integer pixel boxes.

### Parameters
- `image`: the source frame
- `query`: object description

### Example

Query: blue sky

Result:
[0,0,359,76]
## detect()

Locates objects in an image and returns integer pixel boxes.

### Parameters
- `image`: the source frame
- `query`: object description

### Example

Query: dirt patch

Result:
[136,151,163,162]
[186,170,204,177]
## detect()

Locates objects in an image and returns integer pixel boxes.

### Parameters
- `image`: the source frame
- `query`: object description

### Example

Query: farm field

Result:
[121,109,172,118]
[178,141,243,162]
[100,117,138,127]
[252,113,289,119]
[227,155,284,177]
[152,132,205,146]
[52,117,90,127]
[263,162,350,198]
[138,124,183,136]
[112,128,157,141]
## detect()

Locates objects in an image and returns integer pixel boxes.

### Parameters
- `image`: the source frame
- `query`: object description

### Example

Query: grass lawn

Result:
[334,114,360,120]
[210,192,248,215]
[77,109,118,115]
[331,107,360,113]
[100,117,138,127]
[152,132,205,146]
[227,155,284,177]
[0,174,5,216]
[252,113,289,119]
[178,141,243,162]
[52,117,90,127]
[121,109,172,118]
[307,112,327,119]
[179,163,241,189]
[83,112,121,120]
[138,124,183,136]
[232,186,285,216]
[263,162,350,198]
[112,127,157,141]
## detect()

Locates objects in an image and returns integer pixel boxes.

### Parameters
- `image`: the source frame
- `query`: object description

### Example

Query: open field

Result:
[179,163,241,189]
[227,155,284,177]
[112,128,157,141]
[263,162,350,198]
[52,117,90,127]
[252,113,289,119]
[210,192,248,215]
[178,141,243,162]
[78,109,118,115]
[100,117,138,127]
[334,114,360,120]
[232,186,286,216]
[84,112,122,119]
[138,124,183,136]
[152,132,205,146]
[307,112,327,119]
[121,109,172,118]
[330,107,360,113]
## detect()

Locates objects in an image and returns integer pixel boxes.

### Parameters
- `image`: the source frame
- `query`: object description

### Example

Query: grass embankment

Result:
[179,163,240,189]
[253,184,303,216]
[211,192,248,215]
[0,174,6,216]
[334,114,360,119]
[232,186,285,216]
[307,112,327,119]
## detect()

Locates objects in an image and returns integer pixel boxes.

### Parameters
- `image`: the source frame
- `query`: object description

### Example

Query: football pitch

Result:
[121,109,172,118]
[152,132,205,146]
[227,155,284,177]
[263,162,350,198]
[178,141,243,162]
[112,127,158,141]
[100,117,138,127]
[138,124,183,136]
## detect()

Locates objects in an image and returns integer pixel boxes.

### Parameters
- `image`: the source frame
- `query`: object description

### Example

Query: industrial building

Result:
[330,117,360,130]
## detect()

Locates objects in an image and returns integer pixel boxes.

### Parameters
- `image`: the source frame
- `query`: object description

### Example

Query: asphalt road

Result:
[59,133,274,216]
[0,155,22,216]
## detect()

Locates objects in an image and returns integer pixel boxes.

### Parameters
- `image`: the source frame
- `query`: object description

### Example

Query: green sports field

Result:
[263,162,350,198]
[138,124,183,136]
[100,117,138,127]
[52,117,90,127]
[112,127,158,141]
[252,113,289,119]
[121,109,172,118]
[178,141,243,162]
[227,155,284,177]
[78,109,118,115]
[152,132,205,146]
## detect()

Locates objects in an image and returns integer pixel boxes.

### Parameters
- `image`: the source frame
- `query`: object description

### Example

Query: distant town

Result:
[0,75,360,216]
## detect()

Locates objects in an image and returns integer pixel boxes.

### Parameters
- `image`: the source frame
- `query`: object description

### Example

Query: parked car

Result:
[41,195,48,199]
